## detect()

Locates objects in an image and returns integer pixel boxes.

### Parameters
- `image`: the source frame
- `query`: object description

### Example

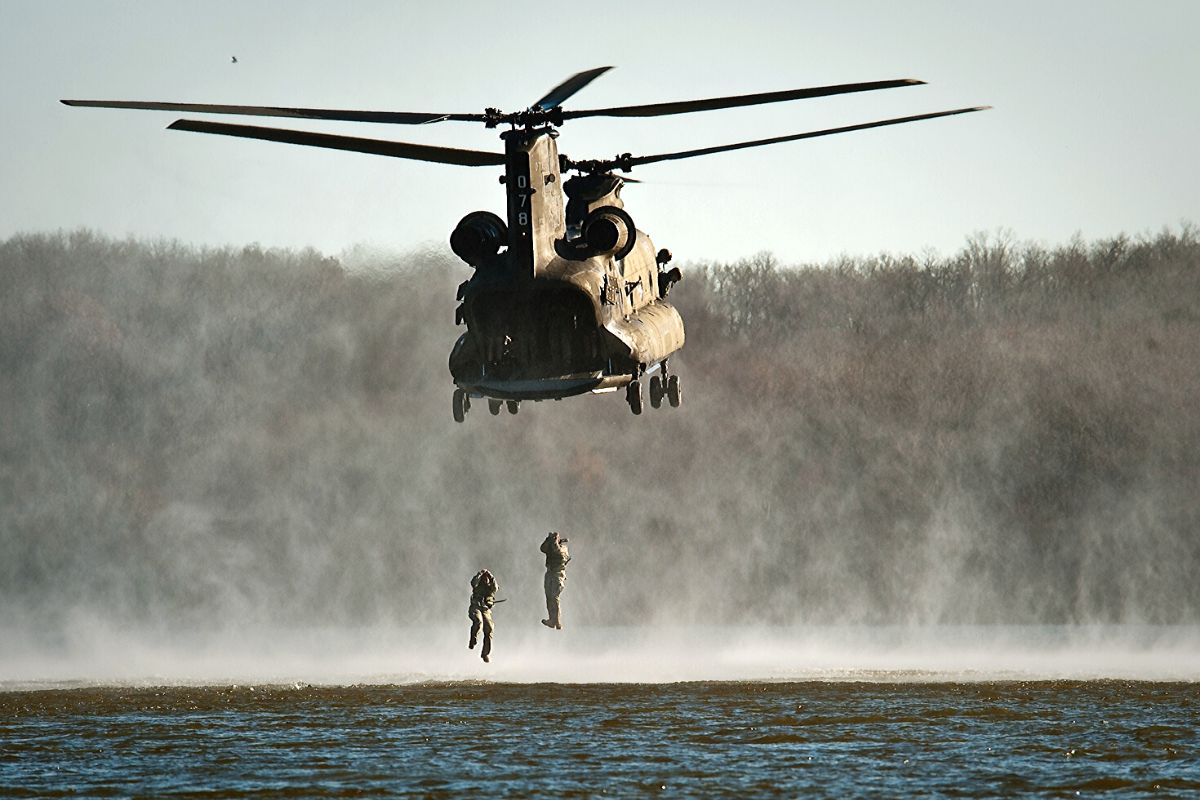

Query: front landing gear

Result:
[452,389,471,423]
[452,390,519,422]
[626,379,643,415]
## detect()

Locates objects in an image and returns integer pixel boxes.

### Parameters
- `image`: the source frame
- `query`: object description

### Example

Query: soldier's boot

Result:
[481,638,491,663]
[468,636,476,649]
[543,594,562,629]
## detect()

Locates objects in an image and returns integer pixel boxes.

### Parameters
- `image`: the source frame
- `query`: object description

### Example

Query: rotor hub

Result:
[484,106,565,129]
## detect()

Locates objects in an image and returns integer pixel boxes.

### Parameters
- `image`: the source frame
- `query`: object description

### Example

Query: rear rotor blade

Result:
[561,78,925,121]
[168,119,505,166]
[532,66,613,110]
[62,99,485,125]
[624,106,990,168]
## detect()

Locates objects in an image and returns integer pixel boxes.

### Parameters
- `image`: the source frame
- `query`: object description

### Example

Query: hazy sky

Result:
[2,1,1197,263]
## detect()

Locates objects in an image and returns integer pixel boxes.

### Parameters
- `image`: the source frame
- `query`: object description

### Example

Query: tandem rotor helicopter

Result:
[63,68,987,421]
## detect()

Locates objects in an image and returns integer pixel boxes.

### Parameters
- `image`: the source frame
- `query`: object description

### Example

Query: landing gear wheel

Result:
[452,389,467,423]
[649,375,663,409]
[488,398,502,416]
[667,374,682,408]
[626,379,643,415]
[506,400,519,415]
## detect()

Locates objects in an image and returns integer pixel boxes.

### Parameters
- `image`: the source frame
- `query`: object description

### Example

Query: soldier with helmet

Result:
[468,568,499,662]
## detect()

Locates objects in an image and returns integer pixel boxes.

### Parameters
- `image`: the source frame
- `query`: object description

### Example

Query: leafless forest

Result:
[3,227,1198,633]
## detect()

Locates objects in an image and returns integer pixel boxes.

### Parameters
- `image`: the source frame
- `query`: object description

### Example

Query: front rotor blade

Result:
[532,66,613,110]
[62,99,485,125]
[561,78,925,120]
[626,106,990,168]
[168,119,506,166]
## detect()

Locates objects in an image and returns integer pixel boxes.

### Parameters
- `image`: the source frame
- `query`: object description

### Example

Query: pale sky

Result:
[2,1,1197,263]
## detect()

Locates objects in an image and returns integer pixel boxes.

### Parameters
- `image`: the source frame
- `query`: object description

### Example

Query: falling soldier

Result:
[540,531,571,630]
[468,568,499,662]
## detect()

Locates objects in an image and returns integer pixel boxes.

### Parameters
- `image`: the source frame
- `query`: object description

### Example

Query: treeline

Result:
[2,227,1198,630]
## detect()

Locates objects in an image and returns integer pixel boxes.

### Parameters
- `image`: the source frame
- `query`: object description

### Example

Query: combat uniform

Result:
[468,569,498,662]
[540,533,571,629]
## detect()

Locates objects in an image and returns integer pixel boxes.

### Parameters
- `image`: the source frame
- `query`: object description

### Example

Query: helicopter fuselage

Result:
[448,127,684,403]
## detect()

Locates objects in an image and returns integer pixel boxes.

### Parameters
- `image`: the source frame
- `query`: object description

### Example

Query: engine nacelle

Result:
[583,205,636,260]
[450,211,507,267]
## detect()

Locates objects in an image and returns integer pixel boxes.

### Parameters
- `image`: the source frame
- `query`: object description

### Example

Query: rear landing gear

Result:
[506,400,519,415]
[667,374,682,408]
[488,399,502,415]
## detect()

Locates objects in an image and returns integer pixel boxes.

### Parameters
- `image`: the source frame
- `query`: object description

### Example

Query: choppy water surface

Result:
[3,680,1198,797]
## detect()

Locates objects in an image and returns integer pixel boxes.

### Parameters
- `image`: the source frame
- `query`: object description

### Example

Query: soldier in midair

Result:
[468,568,498,662]
[540,532,571,630]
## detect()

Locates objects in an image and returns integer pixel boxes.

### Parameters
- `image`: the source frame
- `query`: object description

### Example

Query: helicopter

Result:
[62,68,987,421]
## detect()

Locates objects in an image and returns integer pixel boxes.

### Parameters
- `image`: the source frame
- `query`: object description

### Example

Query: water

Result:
[3,626,1198,795]
[3,680,1198,796]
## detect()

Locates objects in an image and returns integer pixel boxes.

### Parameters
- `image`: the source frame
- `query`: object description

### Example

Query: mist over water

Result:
[5,624,1199,689]
[2,228,1198,684]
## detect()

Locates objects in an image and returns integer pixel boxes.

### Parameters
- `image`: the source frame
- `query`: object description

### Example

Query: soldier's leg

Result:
[543,570,565,628]
[468,608,481,649]
[481,610,494,662]
[542,570,559,628]
[552,571,566,628]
